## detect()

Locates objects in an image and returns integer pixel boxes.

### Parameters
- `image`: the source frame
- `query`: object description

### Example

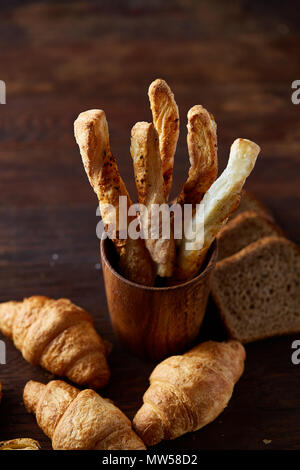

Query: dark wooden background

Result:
[0,0,300,450]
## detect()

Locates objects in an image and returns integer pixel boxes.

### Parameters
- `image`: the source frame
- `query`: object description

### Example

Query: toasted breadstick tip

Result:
[74,109,130,229]
[148,79,179,198]
[178,105,218,206]
[130,122,164,206]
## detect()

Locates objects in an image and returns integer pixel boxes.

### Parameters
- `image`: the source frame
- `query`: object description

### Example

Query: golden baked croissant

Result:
[24,380,146,450]
[133,340,245,446]
[0,438,40,450]
[0,296,110,389]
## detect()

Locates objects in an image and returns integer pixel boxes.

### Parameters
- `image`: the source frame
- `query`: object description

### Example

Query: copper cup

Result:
[101,238,218,361]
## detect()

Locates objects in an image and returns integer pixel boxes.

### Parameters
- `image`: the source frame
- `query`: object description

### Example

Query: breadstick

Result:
[130,122,175,277]
[74,110,129,253]
[175,138,260,281]
[178,105,218,206]
[148,79,179,199]
[74,110,155,286]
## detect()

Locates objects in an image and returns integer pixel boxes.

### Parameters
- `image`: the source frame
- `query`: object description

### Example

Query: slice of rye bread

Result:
[230,190,274,221]
[211,236,300,343]
[217,211,284,261]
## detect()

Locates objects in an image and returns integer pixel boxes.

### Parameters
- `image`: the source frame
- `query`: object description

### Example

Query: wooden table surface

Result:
[0,0,300,450]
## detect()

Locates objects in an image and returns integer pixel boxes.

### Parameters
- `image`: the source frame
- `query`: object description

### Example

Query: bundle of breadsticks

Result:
[75,79,260,286]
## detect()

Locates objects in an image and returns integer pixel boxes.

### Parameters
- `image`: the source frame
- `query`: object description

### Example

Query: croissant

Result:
[0,438,40,450]
[133,340,245,446]
[0,296,110,389]
[24,380,146,450]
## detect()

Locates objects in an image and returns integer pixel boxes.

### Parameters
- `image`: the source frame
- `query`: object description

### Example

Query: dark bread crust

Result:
[217,211,283,261]
[230,190,274,222]
[211,236,300,343]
